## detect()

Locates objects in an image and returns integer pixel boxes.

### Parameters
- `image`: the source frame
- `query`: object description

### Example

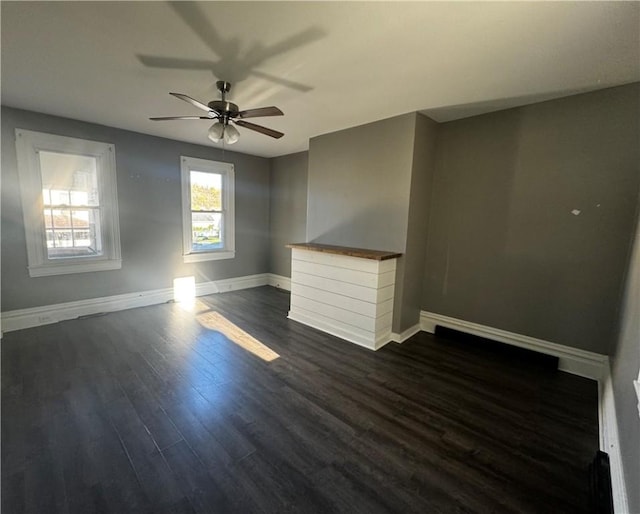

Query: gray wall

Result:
[422,84,640,354]
[269,151,308,277]
[305,112,437,333]
[611,197,640,513]
[394,114,438,332]
[1,106,271,311]
[306,114,416,252]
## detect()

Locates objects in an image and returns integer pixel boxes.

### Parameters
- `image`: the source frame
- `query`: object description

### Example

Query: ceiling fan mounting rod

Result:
[216,80,232,102]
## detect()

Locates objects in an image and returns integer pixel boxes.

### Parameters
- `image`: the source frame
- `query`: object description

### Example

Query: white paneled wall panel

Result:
[294,271,394,303]
[288,248,398,350]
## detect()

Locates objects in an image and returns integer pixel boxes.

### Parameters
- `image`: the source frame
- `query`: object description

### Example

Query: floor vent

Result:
[589,450,614,514]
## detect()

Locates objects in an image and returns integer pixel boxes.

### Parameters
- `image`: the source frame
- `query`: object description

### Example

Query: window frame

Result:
[15,129,122,277]
[180,156,235,263]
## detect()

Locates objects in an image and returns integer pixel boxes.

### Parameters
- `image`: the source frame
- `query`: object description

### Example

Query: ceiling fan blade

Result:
[169,92,212,113]
[150,116,214,121]
[237,106,284,119]
[235,120,284,139]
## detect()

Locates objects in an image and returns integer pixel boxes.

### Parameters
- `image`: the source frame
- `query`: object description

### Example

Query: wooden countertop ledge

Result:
[286,242,402,261]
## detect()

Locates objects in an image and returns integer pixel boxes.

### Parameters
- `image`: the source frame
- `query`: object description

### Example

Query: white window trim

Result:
[180,156,235,263]
[15,129,122,277]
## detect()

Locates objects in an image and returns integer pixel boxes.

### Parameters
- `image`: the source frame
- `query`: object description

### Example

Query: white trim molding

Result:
[420,311,608,381]
[2,273,269,333]
[267,274,292,291]
[599,361,629,513]
[391,323,421,344]
[213,273,268,293]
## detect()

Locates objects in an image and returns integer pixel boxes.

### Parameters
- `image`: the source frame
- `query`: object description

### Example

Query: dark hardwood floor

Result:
[1,286,599,513]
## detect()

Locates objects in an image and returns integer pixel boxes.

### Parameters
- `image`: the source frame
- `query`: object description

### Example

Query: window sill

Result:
[183,251,235,263]
[28,259,122,277]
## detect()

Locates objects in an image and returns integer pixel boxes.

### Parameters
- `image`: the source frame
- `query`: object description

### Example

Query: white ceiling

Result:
[2,1,639,158]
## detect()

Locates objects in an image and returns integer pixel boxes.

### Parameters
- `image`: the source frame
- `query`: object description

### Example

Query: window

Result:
[181,156,235,262]
[15,129,121,277]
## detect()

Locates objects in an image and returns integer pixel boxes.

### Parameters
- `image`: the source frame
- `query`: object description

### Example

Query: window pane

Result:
[70,190,89,206]
[38,151,103,259]
[49,189,70,205]
[51,209,71,229]
[54,229,73,248]
[71,210,90,228]
[190,171,221,211]
[73,230,92,247]
[46,208,99,258]
[191,212,223,251]
[44,209,54,229]
[39,151,99,206]
[45,229,55,248]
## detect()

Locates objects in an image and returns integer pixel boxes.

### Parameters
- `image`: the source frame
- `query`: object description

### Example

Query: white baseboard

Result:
[1,273,269,333]
[213,273,268,292]
[391,323,421,343]
[267,273,291,291]
[420,311,607,381]
[599,361,629,513]
[195,281,220,296]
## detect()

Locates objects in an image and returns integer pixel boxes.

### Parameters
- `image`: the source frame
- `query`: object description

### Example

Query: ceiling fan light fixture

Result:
[224,124,240,145]
[208,122,225,143]
[208,121,240,145]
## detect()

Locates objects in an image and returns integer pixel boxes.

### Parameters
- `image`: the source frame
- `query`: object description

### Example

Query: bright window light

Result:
[173,276,196,308]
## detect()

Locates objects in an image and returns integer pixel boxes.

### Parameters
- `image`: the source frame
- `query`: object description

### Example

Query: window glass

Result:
[39,151,101,259]
[192,212,223,251]
[190,171,222,211]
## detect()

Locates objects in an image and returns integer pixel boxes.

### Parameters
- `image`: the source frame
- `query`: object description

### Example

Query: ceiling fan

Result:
[150,80,284,144]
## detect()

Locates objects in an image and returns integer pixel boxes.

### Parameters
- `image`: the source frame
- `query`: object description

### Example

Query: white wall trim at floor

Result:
[213,273,269,293]
[267,273,292,291]
[420,311,608,381]
[598,361,629,514]
[391,323,421,344]
[1,273,270,333]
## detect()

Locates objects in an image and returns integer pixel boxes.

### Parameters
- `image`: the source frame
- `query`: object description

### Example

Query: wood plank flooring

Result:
[1,286,599,513]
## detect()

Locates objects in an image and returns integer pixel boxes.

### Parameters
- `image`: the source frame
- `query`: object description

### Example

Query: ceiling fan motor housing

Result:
[208,100,239,117]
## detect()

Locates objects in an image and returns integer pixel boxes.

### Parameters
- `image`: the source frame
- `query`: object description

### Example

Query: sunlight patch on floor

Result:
[196,309,280,362]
